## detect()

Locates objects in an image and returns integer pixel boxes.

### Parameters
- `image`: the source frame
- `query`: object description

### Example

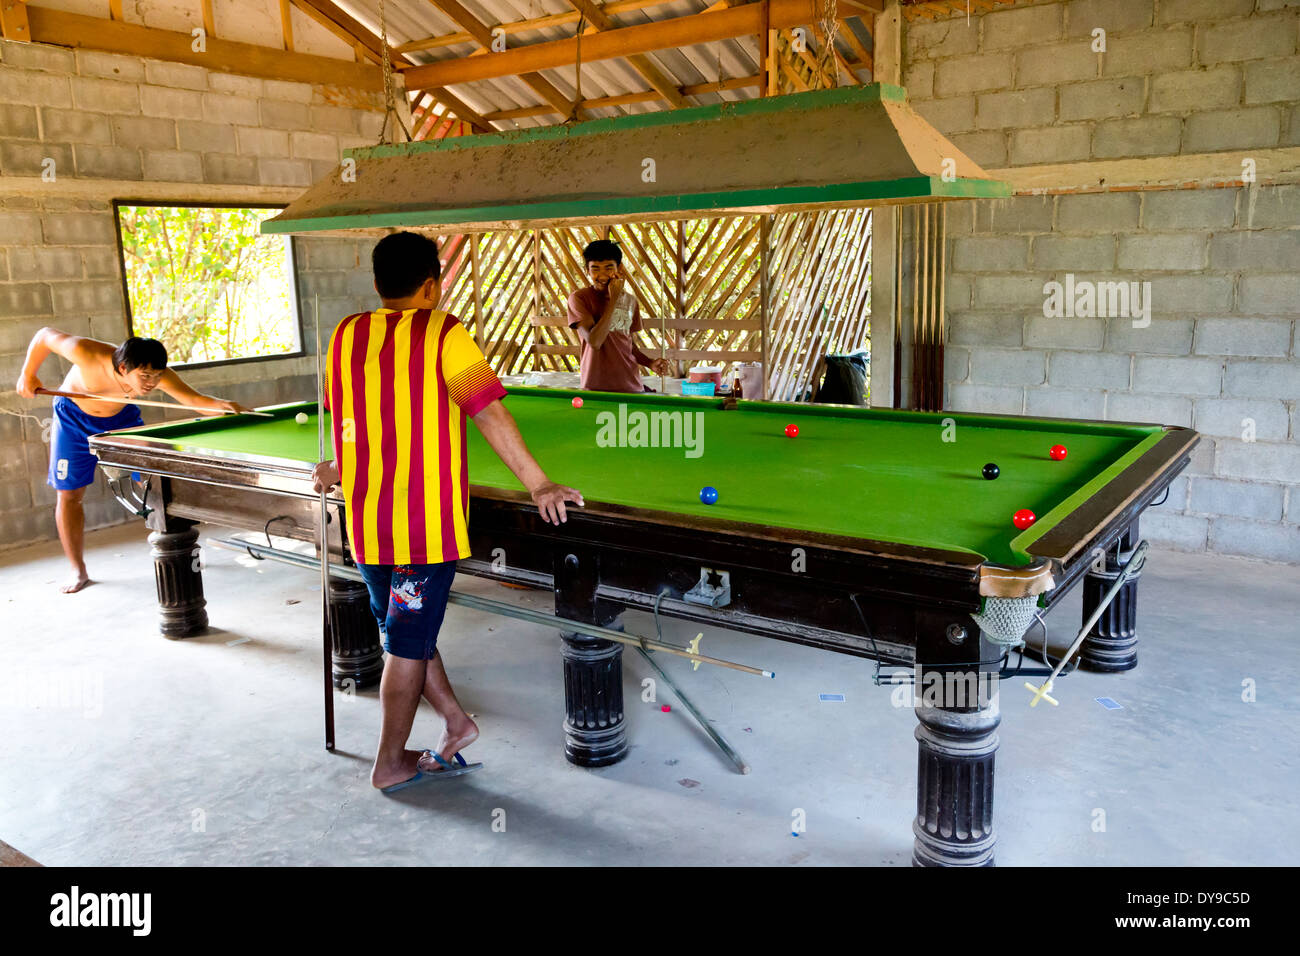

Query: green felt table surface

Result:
[118,388,1164,567]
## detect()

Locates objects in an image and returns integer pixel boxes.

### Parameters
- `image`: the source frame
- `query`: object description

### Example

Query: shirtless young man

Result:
[15,329,252,592]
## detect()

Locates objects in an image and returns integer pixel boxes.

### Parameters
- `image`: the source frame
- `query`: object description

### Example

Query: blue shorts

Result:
[48,397,144,491]
[357,562,458,661]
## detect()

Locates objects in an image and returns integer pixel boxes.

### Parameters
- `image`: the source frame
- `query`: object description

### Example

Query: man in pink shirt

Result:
[567,240,671,392]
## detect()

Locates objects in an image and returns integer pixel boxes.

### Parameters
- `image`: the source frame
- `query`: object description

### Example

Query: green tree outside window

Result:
[117,205,300,365]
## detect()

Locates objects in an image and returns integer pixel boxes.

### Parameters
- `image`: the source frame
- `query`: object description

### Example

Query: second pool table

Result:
[89,387,1197,865]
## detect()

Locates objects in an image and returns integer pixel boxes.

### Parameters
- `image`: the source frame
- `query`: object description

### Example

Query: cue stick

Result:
[205,537,777,677]
[35,387,274,416]
[1025,542,1150,708]
[314,295,336,752]
[659,310,666,395]
[635,642,750,774]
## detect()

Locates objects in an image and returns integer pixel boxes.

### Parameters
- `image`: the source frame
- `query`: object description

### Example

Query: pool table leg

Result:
[912,624,1000,867]
[147,518,209,638]
[1078,521,1141,672]
[555,550,628,768]
[326,577,384,690]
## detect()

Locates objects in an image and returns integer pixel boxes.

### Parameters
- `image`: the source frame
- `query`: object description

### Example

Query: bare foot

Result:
[422,716,479,769]
[371,748,426,790]
[62,573,93,594]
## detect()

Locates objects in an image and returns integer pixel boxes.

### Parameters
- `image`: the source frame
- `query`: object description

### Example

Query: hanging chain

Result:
[377,0,412,143]
[567,14,586,124]
[816,0,841,89]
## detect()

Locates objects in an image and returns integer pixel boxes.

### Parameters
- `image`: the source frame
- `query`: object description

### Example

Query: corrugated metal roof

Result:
[333,0,821,130]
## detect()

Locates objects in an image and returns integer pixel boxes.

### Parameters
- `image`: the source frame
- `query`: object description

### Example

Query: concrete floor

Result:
[1,522,1296,866]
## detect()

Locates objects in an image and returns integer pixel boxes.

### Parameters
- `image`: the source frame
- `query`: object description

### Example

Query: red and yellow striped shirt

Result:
[326,308,506,565]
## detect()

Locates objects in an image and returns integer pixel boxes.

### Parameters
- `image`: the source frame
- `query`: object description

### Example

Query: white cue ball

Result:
[295,412,309,425]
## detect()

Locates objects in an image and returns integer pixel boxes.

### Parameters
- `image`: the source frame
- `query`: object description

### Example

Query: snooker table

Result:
[89,387,1197,866]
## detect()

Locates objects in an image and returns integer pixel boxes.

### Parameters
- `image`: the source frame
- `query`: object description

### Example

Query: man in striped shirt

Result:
[312,232,582,793]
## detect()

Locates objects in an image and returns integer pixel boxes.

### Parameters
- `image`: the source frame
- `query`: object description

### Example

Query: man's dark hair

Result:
[113,337,168,373]
[372,231,442,299]
[582,239,623,265]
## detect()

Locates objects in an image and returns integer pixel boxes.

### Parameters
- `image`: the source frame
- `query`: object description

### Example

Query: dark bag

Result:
[814,351,870,405]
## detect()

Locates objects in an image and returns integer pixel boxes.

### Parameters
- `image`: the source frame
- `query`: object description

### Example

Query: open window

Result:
[113,202,303,368]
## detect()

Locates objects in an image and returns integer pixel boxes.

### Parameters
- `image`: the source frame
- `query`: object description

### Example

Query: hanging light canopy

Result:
[261,84,1010,238]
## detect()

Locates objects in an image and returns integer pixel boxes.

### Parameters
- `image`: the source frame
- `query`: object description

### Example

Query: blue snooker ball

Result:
[699,486,719,505]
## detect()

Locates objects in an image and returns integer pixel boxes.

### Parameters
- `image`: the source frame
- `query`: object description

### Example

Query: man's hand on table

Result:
[216,399,258,415]
[312,460,340,493]
[528,480,584,525]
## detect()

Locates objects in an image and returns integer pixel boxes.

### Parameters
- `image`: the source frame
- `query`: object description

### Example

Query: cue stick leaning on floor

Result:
[36,387,274,416]
[314,295,336,752]
[660,311,666,395]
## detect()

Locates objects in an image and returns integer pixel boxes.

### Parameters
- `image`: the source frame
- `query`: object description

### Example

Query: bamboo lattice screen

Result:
[432,209,872,402]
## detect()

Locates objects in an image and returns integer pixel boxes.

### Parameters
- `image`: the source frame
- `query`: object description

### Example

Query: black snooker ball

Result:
[982,463,1000,480]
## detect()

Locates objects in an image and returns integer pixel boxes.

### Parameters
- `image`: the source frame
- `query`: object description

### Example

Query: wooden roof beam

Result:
[428,86,493,133]
[290,0,393,65]
[424,0,588,120]
[837,16,873,72]
[280,0,295,51]
[403,0,872,90]
[396,0,675,54]
[810,21,865,86]
[565,0,688,109]
[25,6,385,89]
[0,0,30,41]
[476,67,900,122]
[289,1,499,135]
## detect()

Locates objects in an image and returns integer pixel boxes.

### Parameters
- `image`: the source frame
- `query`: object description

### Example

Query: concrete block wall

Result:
[0,39,385,551]
[905,1,1300,563]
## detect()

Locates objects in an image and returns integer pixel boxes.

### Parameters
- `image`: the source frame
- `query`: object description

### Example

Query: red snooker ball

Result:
[784,424,799,438]
[1050,444,1067,461]
[571,397,584,408]
[1013,509,1037,530]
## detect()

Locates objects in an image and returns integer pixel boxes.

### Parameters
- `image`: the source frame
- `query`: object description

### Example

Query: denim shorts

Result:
[356,562,458,661]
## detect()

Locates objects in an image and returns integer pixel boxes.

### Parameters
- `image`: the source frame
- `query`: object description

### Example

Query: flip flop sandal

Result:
[417,750,483,779]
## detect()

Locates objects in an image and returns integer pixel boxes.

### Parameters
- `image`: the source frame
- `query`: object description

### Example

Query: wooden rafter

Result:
[836,17,872,72]
[402,0,875,91]
[424,86,492,134]
[290,0,394,66]
[25,6,384,89]
[565,0,687,109]
[289,0,492,136]
[810,21,863,86]
[398,0,673,54]
[201,0,215,38]
[280,0,295,51]
[0,0,30,41]
[901,0,1015,21]
[473,66,894,123]
[423,0,586,120]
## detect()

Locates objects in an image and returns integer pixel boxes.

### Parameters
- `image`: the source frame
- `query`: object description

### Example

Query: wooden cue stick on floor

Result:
[35,387,273,416]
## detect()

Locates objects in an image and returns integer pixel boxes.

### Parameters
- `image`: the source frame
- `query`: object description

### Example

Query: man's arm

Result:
[631,346,671,375]
[471,400,583,524]
[155,369,254,414]
[15,327,102,397]
[571,279,624,351]
[628,304,671,375]
[313,400,582,525]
